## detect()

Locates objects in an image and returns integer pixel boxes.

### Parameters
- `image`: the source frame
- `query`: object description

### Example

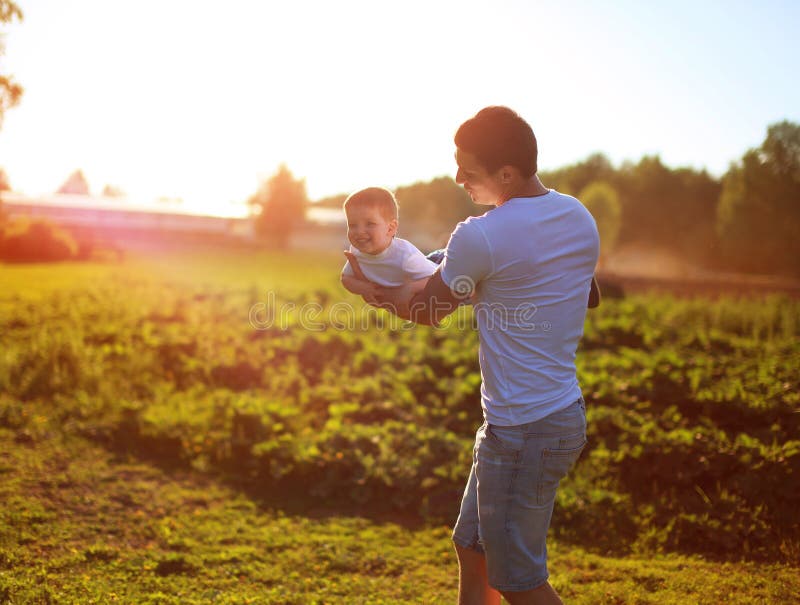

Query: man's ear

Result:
[500,165,516,184]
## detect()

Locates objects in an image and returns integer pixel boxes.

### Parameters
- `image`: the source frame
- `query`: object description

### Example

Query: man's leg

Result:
[455,543,501,605]
[500,583,564,605]
[475,401,586,604]
[453,425,499,604]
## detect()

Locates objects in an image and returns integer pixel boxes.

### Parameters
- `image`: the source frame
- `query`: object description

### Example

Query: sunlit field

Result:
[1,246,799,604]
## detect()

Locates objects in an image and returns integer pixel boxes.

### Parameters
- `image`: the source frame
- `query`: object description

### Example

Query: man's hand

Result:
[344,251,368,280]
[588,275,601,308]
[342,251,379,303]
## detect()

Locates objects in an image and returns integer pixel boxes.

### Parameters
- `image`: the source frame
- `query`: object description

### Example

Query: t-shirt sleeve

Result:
[401,249,438,280]
[440,220,492,296]
[341,261,355,277]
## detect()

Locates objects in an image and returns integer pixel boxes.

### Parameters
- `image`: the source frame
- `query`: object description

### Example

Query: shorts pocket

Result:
[537,439,586,505]
[482,424,524,457]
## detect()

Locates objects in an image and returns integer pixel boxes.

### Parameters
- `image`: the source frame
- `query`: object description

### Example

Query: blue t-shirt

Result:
[440,190,599,426]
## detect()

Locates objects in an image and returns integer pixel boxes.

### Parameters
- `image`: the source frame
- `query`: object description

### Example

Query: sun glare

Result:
[0,1,797,217]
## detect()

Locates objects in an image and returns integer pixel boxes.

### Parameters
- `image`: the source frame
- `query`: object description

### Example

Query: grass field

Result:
[1,247,798,604]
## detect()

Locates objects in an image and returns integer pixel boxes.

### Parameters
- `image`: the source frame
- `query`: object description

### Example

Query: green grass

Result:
[1,246,799,603]
[0,246,346,294]
[1,430,797,604]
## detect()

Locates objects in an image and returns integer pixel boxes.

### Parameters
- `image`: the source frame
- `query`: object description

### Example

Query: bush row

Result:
[2,284,798,561]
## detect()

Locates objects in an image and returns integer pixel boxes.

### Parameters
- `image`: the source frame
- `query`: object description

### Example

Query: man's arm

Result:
[382,270,599,320]
[371,268,463,326]
[407,269,464,326]
[341,251,379,301]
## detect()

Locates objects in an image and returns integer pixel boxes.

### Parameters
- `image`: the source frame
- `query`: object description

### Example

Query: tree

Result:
[717,121,800,277]
[540,152,615,197]
[313,192,347,209]
[0,0,23,130]
[613,156,720,263]
[578,181,622,265]
[57,170,90,195]
[395,176,479,228]
[248,164,308,248]
[542,153,721,266]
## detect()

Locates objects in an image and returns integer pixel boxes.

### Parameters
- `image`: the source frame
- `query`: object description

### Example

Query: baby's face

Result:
[346,205,398,255]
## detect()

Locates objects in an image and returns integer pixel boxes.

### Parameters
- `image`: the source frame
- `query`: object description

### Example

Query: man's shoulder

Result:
[445,216,492,258]
[452,214,487,235]
[549,189,589,211]
[550,189,598,229]
[547,188,575,200]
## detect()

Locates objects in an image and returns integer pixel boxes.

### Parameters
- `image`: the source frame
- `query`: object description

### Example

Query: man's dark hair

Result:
[454,106,538,177]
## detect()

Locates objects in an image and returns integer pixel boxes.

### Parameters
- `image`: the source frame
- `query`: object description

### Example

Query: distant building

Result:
[0,192,256,240]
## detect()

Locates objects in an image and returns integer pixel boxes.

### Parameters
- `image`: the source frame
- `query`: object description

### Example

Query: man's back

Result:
[441,190,599,425]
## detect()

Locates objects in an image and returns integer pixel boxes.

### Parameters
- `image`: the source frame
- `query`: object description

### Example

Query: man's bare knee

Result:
[454,543,491,582]
[454,543,485,567]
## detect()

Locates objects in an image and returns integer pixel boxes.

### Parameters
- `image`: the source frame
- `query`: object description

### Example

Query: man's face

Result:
[346,205,398,255]
[455,148,505,206]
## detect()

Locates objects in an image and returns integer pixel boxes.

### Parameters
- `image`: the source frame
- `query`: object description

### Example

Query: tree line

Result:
[540,120,800,278]
[1,121,797,277]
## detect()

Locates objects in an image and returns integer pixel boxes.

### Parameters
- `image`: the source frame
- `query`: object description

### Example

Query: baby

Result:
[340,187,438,304]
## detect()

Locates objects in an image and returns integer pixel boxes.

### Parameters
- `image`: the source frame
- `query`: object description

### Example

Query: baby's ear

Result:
[388,218,399,235]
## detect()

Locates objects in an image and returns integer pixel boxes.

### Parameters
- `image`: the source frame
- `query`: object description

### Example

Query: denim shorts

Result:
[452,397,587,592]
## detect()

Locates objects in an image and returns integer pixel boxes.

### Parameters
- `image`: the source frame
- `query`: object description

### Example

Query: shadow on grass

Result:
[93,429,438,533]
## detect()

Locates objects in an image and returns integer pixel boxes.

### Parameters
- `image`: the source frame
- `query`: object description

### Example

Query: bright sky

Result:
[0,0,798,217]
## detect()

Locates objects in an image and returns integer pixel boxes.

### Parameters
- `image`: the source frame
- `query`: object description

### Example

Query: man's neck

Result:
[498,175,549,205]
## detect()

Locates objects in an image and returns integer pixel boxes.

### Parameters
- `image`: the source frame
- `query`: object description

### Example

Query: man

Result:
[349,106,599,605]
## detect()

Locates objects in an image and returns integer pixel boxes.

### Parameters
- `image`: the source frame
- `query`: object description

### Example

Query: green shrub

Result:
[3,266,798,562]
